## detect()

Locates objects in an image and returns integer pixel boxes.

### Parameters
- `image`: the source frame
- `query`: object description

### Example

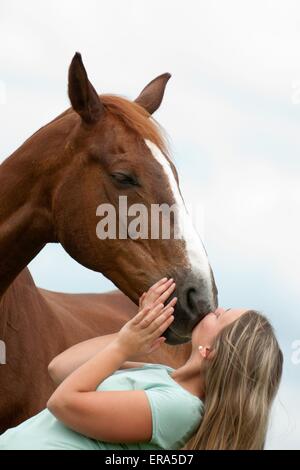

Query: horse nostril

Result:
[186,287,203,317]
[185,286,212,318]
[186,287,197,312]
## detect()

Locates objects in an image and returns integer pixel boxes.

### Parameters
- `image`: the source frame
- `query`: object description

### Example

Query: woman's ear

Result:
[198,345,214,359]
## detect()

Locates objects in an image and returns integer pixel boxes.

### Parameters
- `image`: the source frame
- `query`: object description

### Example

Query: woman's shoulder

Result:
[142,372,204,450]
[141,364,203,402]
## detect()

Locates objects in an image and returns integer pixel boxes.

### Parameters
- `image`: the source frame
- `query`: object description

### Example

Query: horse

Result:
[0,53,218,432]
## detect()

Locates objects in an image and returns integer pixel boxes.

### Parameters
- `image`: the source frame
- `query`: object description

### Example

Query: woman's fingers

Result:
[146,278,174,304]
[133,280,176,329]
[152,278,174,296]
[149,277,168,290]
[139,303,164,328]
[156,282,176,305]
[140,294,175,327]
[131,305,152,325]
[141,278,176,309]
[163,297,177,310]
[149,336,166,353]
[135,297,177,329]
[145,280,176,309]
[138,292,145,308]
[147,306,175,334]
[154,312,175,337]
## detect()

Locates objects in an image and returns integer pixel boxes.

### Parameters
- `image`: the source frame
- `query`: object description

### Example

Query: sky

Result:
[1,0,299,449]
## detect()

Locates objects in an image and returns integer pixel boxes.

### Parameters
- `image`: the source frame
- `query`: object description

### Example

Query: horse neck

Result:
[0,119,70,297]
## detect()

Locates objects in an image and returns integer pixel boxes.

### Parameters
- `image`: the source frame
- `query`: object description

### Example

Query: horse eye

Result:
[111,172,138,187]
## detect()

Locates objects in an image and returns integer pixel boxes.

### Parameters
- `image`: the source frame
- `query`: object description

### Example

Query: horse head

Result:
[52,53,218,344]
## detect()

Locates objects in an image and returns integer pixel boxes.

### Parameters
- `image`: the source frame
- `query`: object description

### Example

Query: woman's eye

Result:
[111,173,138,186]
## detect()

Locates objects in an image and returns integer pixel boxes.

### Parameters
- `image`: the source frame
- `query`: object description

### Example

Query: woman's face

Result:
[192,307,248,349]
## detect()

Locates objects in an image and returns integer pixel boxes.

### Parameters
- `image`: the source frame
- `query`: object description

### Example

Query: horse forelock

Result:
[99,94,170,158]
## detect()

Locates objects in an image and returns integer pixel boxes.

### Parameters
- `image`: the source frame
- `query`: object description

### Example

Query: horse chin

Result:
[164,327,191,345]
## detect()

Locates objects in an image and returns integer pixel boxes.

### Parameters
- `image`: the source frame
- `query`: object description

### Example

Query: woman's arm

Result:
[48,333,145,385]
[47,341,153,443]
[47,292,175,443]
[48,278,176,385]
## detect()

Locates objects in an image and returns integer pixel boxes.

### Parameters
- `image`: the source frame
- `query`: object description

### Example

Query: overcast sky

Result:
[1,0,300,449]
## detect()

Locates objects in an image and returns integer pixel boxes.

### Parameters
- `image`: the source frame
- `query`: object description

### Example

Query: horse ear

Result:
[68,52,104,124]
[135,73,171,115]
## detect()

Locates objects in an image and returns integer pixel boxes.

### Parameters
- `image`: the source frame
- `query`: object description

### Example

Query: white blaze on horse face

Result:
[145,140,212,287]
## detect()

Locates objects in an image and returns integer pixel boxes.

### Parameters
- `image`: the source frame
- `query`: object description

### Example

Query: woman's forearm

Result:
[48,332,133,385]
[47,340,128,412]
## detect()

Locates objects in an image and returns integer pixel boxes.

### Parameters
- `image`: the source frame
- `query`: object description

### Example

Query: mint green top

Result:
[0,363,203,450]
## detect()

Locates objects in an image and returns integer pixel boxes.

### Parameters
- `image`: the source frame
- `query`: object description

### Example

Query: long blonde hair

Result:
[182,311,283,450]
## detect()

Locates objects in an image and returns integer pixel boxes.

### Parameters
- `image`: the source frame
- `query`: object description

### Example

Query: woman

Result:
[0,278,283,450]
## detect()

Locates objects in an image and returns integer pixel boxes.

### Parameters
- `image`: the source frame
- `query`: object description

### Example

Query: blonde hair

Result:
[182,311,283,450]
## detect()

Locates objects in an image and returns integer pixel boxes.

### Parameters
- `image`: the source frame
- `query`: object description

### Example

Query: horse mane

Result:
[101,94,170,156]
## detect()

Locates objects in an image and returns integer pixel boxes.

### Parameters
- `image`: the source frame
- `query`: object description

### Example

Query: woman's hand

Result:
[139,277,176,310]
[115,279,177,358]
